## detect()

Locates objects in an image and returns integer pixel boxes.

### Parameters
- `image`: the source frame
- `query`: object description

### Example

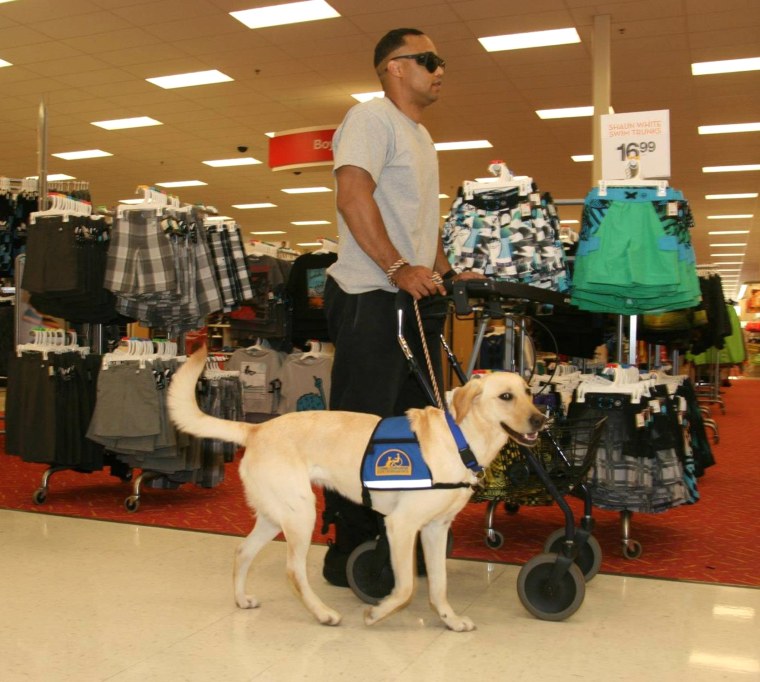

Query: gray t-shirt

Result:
[327,97,440,294]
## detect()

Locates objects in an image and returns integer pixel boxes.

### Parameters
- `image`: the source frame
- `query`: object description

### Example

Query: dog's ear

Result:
[451,378,484,422]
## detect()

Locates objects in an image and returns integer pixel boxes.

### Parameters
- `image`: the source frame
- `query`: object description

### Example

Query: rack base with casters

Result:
[123,470,181,513]
[32,461,133,506]
[620,509,643,559]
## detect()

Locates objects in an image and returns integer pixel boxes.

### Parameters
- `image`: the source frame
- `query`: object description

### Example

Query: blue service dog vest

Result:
[360,414,481,507]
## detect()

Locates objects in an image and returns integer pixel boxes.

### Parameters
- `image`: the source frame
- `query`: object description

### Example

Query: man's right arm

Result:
[335,165,444,299]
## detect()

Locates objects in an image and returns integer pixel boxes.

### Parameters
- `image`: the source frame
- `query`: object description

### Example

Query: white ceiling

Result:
[0,0,758,294]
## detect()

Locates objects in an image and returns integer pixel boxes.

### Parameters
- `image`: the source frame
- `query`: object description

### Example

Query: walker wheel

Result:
[485,529,504,549]
[543,529,603,582]
[32,488,47,505]
[124,496,140,513]
[504,502,520,515]
[622,539,643,559]
[517,553,585,621]
[346,540,394,605]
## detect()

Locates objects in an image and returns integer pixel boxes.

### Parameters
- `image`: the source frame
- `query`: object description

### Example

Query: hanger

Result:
[249,240,280,257]
[597,178,669,197]
[117,185,172,217]
[29,193,93,224]
[312,237,338,254]
[462,162,534,200]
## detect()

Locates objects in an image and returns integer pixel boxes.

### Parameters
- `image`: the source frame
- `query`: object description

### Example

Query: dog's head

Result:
[451,372,545,446]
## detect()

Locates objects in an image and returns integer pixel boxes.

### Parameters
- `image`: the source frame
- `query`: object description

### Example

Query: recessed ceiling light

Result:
[202,157,262,167]
[708,230,750,235]
[230,0,339,29]
[691,57,760,76]
[479,27,580,52]
[297,242,323,247]
[52,149,112,160]
[571,154,594,162]
[281,187,332,194]
[536,106,594,119]
[560,220,579,224]
[703,164,760,173]
[0,58,12,68]
[439,193,450,199]
[26,174,76,181]
[232,202,277,209]
[434,140,492,151]
[710,253,745,257]
[707,214,754,219]
[119,199,144,205]
[291,220,330,225]
[709,243,747,247]
[351,91,384,103]
[156,180,207,188]
[698,122,760,135]
[91,116,162,130]
[706,193,758,200]
[146,69,233,90]
[250,230,286,235]
[264,132,276,138]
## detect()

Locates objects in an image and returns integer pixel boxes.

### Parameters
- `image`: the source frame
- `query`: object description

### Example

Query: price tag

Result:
[600,110,670,180]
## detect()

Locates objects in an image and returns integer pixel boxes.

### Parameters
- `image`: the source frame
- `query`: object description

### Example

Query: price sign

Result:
[600,110,670,180]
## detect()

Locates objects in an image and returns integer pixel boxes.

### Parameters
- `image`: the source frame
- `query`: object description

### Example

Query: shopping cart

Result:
[346,282,607,621]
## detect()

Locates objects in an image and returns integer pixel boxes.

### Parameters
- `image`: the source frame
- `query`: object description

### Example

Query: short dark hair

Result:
[373,28,424,68]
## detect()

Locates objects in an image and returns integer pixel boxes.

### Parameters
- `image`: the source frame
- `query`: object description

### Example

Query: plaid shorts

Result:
[104,210,177,294]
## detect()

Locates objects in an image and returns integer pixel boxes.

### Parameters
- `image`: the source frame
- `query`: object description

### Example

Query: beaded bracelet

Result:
[385,258,409,287]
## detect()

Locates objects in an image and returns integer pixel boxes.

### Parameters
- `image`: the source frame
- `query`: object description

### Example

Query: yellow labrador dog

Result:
[167,347,545,631]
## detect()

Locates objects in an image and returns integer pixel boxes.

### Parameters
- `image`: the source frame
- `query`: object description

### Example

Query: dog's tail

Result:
[167,346,252,446]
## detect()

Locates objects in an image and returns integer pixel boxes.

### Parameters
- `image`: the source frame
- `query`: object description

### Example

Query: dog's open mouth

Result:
[501,422,540,447]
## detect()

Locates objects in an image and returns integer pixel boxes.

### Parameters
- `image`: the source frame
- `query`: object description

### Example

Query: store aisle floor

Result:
[1,510,758,682]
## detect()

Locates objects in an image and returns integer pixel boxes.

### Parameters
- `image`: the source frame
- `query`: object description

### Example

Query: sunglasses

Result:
[388,51,446,73]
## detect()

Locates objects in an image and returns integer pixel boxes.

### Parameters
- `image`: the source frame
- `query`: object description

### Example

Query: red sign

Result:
[268,126,337,171]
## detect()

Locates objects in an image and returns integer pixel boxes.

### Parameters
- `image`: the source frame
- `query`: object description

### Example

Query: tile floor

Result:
[1,509,758,682]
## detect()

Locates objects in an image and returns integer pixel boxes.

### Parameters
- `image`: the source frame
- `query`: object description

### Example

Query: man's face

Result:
[385,34,445,106]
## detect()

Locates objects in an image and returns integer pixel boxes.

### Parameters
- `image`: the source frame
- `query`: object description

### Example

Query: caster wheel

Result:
[517,553,586,621]
[504,502,520,515]
[713,436,719,445]
[485,529,504,549]
[543,529,603,583]
[32,488,47,505]
[622,539,643,559]
[347,540,394,605]
[124,496,140,513]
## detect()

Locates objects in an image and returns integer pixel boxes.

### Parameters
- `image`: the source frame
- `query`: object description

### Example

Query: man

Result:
[321,28,479,587]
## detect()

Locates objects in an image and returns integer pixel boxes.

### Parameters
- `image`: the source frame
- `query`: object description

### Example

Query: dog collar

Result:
[445,411,482,474]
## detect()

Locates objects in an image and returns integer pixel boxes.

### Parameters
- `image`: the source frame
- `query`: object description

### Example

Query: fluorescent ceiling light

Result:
[230,1,339,29]
[119,199,144,205]
[27,174,76,181]
[146,69,233,90]
[711,261,744,265]
[203,157,262,167]
[479,28,580,52]
[297,242,323,247]
[291,220,330,225]
[91,116,162,130]
[264,132,276,138]
[699,122,760,135]
[250,230,286,235]
[560,220,579,224]
[707,214,753,219]
[709,243,747,247]
[706,193,758,200]
[434,140,492,151]
[0,58,12,68]
[439,193,449,199]
[710,253,745,257]
[233,202,277,209]
[572,154,594,162]
[708,230,750,235]
[156,180,207,188]
[537,106,593,119]
[281,187,332,194]
[692,57,760,76]
[703,164,760,173]
[52,149,112,160]
[351,91,384,103]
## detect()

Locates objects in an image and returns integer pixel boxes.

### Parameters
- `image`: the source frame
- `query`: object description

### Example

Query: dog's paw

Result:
[316,608,342,626]
[443,614,476,632]
[235,594,260,609]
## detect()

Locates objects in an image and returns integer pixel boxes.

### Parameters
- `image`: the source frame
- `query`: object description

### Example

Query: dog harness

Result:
[360,412,482,507]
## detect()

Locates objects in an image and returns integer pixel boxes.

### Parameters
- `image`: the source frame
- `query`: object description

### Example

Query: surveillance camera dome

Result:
[237,146,248,153]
